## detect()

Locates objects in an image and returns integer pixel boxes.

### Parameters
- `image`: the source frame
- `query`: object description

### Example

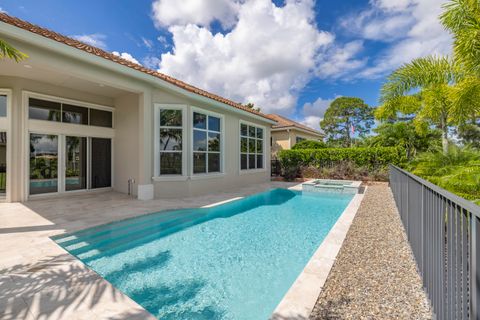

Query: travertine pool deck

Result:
[0,182,297,320]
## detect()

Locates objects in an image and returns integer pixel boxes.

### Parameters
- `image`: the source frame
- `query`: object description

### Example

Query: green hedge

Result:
[278,147,405,169]
[291,140,327,150]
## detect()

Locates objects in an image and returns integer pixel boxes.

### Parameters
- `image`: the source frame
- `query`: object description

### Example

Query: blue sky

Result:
[0,0,451,129]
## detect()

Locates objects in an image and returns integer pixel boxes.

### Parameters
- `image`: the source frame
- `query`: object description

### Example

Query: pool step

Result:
[64,211,210,261]
[54,208,198,246]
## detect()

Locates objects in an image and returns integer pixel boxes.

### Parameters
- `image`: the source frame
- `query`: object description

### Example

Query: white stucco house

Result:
[0,13,276,202]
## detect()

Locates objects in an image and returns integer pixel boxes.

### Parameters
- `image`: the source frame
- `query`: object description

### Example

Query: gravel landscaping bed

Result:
[310,183,432,319]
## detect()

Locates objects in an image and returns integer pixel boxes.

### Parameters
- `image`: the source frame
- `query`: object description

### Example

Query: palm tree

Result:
[440,0,480,127]
[440,0,480,76]
[0,39,28,62]
[378,56,459,153]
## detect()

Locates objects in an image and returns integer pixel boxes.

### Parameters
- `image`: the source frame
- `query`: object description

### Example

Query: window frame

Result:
[0,89,12,201]
[25,91,114,128]
[239,120,266,174]
[190,107,224,177]
[153,104,187,180]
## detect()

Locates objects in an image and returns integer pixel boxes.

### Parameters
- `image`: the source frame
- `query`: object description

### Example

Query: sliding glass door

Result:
[65,136,87,191]
[29,134,111,195]
[30,134,59,195]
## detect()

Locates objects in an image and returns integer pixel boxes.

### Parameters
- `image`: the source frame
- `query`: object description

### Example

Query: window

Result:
[62,104,88,125]
[0,95,6,117]
[240,123,264,170]
[90,109,113,128]
[296,136,306,144]
[28,97,112,128]
[193,111,221,174]
[158,108,183,175]
[29,98,61,122]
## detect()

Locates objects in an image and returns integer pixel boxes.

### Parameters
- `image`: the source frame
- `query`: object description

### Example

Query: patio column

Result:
[137,90,154,200]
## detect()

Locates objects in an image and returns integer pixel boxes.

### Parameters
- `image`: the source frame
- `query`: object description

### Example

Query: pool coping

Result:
[271,183,366,319]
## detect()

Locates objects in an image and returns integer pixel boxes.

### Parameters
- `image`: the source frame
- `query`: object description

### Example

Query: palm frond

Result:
[0,39,28,62]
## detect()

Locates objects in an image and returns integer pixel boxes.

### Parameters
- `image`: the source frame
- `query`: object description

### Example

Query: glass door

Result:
[91,138,111,189]
[29,133,59,195]
[0,132,6,197]
[65,136,87,191]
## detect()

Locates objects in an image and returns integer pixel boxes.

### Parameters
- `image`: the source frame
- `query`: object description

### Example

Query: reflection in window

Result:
[192,112,221,174]
[65,136,87,191]
[28,97,112,128]
[159,108,183,175]
[63,104,88,125]
[0,95,6,117]
[240,123,264,170]
[29,98,61,122]
[30,133,58,194]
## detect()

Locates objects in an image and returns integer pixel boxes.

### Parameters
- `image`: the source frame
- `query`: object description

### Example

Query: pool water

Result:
[53,189,353,320]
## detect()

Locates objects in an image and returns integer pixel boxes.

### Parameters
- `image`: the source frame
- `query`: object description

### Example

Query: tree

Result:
[377,56,460,153]
[0,39,28,62]
[440,0,480,76]
[320,97,374,147]
[244,102,261,112]
[368,122,441,158]
[440,0,480,124]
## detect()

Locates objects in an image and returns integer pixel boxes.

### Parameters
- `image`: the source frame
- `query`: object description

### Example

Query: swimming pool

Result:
[53,188,354,319]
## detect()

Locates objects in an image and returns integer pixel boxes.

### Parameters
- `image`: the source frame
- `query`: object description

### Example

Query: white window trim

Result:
[0,89,12,201]
[190,106,225,177]
[239,120,266,175]
[153,104,187,181]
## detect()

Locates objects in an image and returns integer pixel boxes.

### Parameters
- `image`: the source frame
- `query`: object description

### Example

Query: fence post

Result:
[472,216,478,320]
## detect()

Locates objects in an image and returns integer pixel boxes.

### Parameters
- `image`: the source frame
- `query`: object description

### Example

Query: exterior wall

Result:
[289,130,322,146]
[271,129,322,158]
[113,93,139,196]
[271,130,291,157]
[151,89,271,198]
[0,33,273,201]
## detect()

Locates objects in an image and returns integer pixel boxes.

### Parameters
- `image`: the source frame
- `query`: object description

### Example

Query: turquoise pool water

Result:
[53,189,353,320]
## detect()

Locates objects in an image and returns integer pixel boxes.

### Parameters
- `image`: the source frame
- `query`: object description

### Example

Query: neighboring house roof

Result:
[266,114,323,136]
[0,13,273,122]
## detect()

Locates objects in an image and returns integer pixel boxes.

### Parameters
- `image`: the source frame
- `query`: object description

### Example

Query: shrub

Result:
[278,147,405,170]
[292,140,327,150]
[407,146,480,204]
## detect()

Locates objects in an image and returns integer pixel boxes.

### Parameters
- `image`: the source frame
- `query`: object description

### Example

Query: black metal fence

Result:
[271,159,281,176]
[389,165,479,320]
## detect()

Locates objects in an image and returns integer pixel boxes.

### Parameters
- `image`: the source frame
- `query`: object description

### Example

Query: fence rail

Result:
[389,165,480,320]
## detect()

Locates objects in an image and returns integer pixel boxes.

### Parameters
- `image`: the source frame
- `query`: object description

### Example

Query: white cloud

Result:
[141,37,154,49]
[112,51,141,65]
[301,116,323,131]
[152,0,241,29]
[344,0,452,79]
[143,56,161,69]
[316,40,367,79]
[0,7,7,13]
[71,33,107,50]
[156,0,334,113]
[299,96,337,130]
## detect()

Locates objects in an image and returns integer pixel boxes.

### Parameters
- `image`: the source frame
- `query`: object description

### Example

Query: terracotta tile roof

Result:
[266,113,323,136]
[0,13,273,121]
